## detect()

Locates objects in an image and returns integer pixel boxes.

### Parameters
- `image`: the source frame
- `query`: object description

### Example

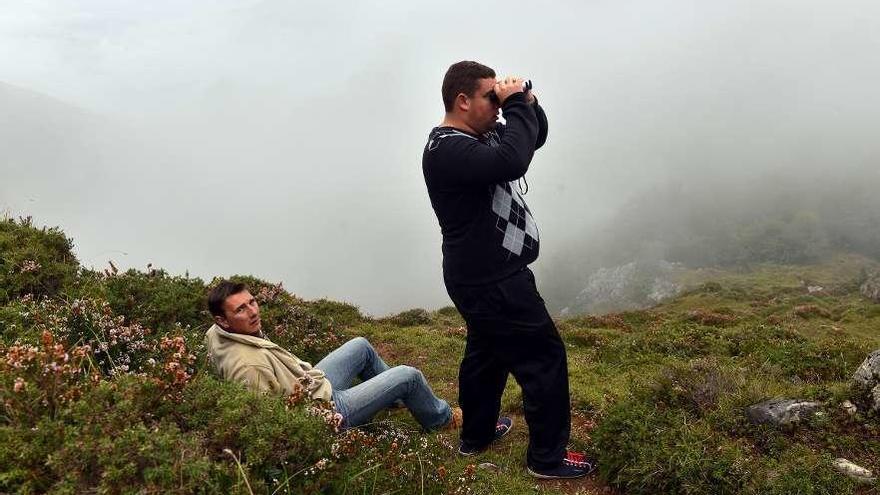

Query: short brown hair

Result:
[442,61,496,112]
[207,280,247,317]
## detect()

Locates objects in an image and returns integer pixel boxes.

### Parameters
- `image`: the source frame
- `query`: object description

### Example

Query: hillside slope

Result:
[2,216,880,494]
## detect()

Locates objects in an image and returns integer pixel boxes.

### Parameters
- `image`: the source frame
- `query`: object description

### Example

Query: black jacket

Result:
[423,92,549,285]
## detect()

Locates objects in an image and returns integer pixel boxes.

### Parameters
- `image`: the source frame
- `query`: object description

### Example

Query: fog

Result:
[2,0,879,315]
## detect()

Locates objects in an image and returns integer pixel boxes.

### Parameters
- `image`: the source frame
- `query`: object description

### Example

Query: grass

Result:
[348,253,880,494]
[4,214,880,493]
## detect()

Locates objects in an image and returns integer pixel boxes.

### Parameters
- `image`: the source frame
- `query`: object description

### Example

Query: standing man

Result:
[422,61,593,479]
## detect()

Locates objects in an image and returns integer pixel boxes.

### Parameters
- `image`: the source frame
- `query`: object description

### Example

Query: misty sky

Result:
[2,0,879,315]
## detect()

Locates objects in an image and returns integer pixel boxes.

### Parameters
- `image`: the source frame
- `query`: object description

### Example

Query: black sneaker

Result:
[458,416,514,456]
[527,450,596,479]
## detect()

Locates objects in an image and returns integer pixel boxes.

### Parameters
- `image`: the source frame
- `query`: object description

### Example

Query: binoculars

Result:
[488,79,533,106]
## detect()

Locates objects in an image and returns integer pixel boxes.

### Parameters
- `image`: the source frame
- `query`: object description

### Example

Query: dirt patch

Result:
[374,341,403,362]
[793,304,832,319]
[686,308,738,326]
[570,412,598,444]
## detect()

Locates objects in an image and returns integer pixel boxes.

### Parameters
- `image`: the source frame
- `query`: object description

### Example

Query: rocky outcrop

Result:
[561,260,682,315]
[852,350,880,412]
[860,270,880,303]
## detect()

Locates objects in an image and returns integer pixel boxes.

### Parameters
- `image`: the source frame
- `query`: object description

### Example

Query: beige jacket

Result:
[204,324,332,401]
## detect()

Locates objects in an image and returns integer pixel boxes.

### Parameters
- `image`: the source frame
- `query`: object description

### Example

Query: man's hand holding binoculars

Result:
[491,76,536,105]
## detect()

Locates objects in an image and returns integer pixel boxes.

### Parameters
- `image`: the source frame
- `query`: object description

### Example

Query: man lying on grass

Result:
[205,280,509,435]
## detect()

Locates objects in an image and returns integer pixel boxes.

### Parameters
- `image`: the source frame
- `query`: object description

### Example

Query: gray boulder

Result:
[852,350,880,413]
[861,270,880,303]
[872,386,880,413]
[833,458,876,484]
[852,350,880,391]
[746,399,821,427]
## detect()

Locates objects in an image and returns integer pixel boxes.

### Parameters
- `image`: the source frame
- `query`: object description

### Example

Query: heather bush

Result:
[176,377,477,494]
[0,220,484,494]
[2,295,153,375]
[745,446,856,495]
[610,322,729,361]
[594,400,751,494]
[729,324,870,382]
[0,327,475,494]
[305,298,364,328]
[593,353,868,495]
[0,217,78,304]
[100,268,207,332]
[383,308,432,327]
[649,358,738,416]
[0,329,93,424]
[1,375,238,494]
[0,298,31,343]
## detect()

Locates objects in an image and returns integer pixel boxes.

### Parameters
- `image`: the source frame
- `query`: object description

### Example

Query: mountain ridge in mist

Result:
[542,171,880,314]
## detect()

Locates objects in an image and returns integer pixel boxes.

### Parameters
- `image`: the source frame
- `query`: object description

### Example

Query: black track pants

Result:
[446,267,571,470]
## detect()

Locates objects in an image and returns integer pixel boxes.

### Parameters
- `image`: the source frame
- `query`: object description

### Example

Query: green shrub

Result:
[1,296,155,376]
[0,217,78,304]
[435,306,459,318]
[630,322,729,359]
[101,268,207,333]
[432,306,464,328]
[730,325,870,382]
[593,355,869,495]
[594,401,751,494]
[306,298,364,328]
[745,446,856,495]
[263,303,346,365]
[0,299,30,344]
[383,308,432,327]
[1,377,238,494]
[650,358,737,416]
[177,376,337,492]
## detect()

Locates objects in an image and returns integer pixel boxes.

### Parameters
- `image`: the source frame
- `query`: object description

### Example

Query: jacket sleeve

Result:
[232,365,283,395]
[533,99,548,150]
[434,93,539,186]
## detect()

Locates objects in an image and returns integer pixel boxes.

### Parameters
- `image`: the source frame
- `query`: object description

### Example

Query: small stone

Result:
[746,398,821,427]
[842,400,858,415]
[478,462,500,473]
[833,458,876,484]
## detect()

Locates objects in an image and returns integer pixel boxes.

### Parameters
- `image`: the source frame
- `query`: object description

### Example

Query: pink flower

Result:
[19,260,41,273]
[13,377,26,393]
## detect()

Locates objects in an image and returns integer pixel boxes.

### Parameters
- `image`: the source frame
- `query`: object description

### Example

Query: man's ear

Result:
[455,92,470,112]
[214,314,229,329]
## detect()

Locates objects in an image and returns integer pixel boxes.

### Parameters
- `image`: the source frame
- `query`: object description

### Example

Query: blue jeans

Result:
[315,337,451,430]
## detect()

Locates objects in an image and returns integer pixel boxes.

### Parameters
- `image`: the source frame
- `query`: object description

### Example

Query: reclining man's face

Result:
[217,290,262,335]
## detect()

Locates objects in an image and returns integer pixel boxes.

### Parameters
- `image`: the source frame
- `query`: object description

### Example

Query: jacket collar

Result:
[208,324,281,349]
